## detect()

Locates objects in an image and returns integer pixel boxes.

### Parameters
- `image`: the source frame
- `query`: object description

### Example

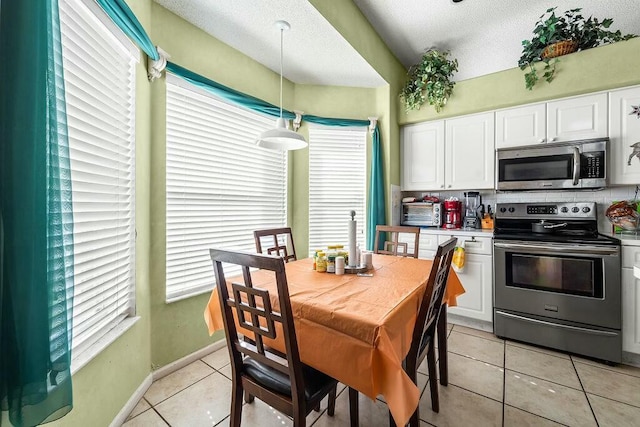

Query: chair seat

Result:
[244,357,336,402]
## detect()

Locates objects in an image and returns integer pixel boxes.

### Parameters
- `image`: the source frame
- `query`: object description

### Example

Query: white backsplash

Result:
[403,186,640,232]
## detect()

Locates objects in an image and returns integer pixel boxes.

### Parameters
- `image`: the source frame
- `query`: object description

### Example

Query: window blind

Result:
[59,0,137,358]
[308,126,367,255]
[165,75,287,302]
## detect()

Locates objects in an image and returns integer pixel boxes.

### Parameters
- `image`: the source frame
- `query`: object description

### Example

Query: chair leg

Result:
[327,385,337,416]
[313,402,321,412]
[388,410,397,427]
[244,390,254,403]
[437,304,449,386]
[349,387,359,427]
[230,381,243,427]
[427,344,439,413]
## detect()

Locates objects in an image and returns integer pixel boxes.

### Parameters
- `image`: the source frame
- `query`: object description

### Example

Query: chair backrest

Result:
[254,227,297,263]
[409,237,457,364]
[209,248,305,399]
[373,225,421,258]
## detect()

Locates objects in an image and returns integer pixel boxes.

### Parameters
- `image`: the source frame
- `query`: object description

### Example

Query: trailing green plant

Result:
[519,7,636,90]
[400,49,458,113]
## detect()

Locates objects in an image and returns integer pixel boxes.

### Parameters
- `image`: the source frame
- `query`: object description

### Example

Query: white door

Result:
[610,86,640,185]
[447,253,493,322]
[547,93,608,142]
[496,103,546,148]
[445,112,495,190]
[401,121,445,190]
[622,268,640,354]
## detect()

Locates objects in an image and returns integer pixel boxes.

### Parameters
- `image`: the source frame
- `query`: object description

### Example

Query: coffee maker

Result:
[443,199,462,229]
[463,191,481,229]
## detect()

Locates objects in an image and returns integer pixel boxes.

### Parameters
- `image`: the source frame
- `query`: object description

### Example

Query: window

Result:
[308,126,367,254]
[165,75,287,302]
[59,0,137,360]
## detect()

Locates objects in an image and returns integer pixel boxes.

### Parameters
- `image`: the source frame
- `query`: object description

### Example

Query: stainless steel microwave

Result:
[496,138,607,191]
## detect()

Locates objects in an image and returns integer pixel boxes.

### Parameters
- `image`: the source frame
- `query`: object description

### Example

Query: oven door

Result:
[493,240,620,329]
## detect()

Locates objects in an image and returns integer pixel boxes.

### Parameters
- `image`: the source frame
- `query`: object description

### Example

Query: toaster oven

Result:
[402,202,442,227]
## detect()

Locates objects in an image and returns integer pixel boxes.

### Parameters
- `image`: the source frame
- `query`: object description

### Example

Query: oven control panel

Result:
[496,202,597,220]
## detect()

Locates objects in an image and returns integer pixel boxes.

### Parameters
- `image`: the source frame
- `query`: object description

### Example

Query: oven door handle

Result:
[495,311,618,337]
[493,241,619,256]
[573,146,581,186]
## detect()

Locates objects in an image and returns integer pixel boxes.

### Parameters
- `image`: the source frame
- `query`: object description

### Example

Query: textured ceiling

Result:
[153,0,386,87]
[353,0,640,81]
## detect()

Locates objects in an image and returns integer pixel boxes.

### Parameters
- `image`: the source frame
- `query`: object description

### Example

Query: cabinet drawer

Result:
[622,246,640,269]
[437,234,492,255]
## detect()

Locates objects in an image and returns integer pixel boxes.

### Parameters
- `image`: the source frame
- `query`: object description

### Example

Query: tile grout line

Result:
[572,359,640,380]
[151,406,172,427]
[570,356,600,427]
[148,371,218,408]
[503,404,571,427]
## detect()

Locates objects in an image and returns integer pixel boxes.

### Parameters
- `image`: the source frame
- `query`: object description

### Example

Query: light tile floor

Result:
[123,324,640,426]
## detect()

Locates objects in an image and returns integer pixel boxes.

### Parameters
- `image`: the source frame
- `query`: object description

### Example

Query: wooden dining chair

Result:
[373,225,421,258]
[209,248,338,427]
[397,237,457,426]
[254,227,297,263]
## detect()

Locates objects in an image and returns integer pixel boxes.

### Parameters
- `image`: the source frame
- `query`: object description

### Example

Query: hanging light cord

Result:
[279,26,284,119]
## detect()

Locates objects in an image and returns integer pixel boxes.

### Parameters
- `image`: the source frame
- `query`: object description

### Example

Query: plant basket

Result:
[541,40,578,59]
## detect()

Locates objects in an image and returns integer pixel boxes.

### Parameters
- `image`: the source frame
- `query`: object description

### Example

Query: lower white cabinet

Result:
[621,268,640,354]
[446,252,493,322]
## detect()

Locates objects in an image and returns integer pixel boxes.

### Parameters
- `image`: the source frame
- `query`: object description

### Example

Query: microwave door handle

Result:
[573,147,580,186]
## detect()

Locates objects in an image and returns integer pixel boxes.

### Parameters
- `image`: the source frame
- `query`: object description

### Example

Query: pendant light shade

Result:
[256,20,307,151]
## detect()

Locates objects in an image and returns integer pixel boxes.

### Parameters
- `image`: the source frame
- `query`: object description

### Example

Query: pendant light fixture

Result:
[256,20,308,151]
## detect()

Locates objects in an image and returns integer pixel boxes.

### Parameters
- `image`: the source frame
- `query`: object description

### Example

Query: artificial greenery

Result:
[400,49,458,113]
[519,7,636,90]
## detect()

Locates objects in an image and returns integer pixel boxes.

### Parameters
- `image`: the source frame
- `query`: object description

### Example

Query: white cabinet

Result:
[621,243,640,355]
[445,112,495,190]
[547,93,608,142]
[609,86,640,185]
[401,121,445,190]
[437,234,493,322]
[496,103,546,149]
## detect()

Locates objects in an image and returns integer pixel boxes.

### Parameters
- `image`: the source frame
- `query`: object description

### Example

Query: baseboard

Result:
[152,339,227,381]
[447,314,494,333]
[109,373,152,427]
[622,351,640,368]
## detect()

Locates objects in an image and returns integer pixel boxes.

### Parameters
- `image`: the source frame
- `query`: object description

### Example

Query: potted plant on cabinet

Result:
[518,7,636,90]
[400,49,458,113]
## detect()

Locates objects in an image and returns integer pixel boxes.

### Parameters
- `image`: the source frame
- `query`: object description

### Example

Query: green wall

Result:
[399,38,640,125]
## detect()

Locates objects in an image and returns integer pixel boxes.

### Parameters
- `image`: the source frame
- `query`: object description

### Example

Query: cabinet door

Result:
[622,268,640,354]
[610,86,640,185]
[547,93,608,142]
[496,103,546,148]
[445,112,495,190]
[447,253,493,322]
[401,121,445,190]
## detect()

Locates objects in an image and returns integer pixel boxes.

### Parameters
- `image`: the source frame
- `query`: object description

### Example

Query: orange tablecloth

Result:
[204,254,465,426]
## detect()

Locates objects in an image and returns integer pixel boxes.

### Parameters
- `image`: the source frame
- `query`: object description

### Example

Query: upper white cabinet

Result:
[496,103,546,149]
[609,86,640,185]
[445,112,495,190]
[401,121,445,190]
[547,93,608,142]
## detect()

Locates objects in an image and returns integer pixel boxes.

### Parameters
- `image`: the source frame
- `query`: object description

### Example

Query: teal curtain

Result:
[303,115,368,127]
[95,0,159,60]
[367,126,386,250]
[167,62,295,120]
[0,0,75,426]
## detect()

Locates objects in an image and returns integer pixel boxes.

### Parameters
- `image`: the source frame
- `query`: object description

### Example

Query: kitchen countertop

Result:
[602,231,640,247]
[419,227,494,238]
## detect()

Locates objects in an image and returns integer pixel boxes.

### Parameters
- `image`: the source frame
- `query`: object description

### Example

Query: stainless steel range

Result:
[493,202,622,363]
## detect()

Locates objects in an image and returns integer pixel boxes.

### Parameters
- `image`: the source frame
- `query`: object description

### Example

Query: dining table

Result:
[204,254,465,426]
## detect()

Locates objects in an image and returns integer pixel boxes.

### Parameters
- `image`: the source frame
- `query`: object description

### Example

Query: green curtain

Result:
[0,0,75,426]
[166,62,296,120]
[95,0,159,60]
[367,126,386,250]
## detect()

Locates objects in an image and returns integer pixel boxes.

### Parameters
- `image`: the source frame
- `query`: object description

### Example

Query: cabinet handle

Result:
[448,185,452,188]
[440,185,444,189]
[551,137,558,142]
[538,138,546,143]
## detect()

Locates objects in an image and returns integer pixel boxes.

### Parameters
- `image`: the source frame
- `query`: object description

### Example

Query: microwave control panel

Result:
[581,152,604,178]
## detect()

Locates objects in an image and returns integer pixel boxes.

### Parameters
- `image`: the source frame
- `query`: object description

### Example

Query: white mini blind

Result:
[165,76,287,302]
[59,0,136,358]
[308,126,367,254]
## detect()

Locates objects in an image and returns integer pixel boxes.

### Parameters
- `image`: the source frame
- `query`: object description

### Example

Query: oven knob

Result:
[582,206,591,213]
[560,207,569,213]
[499,207,506,213]
[571,207,579,213]
[508,207,515,213]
